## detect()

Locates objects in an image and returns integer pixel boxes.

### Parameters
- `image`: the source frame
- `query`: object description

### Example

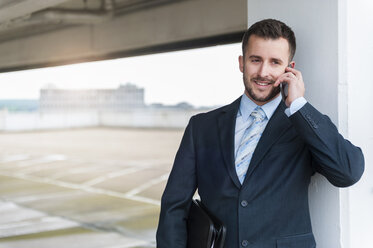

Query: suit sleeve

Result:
[289,103,364,187]
[156,116,197,248]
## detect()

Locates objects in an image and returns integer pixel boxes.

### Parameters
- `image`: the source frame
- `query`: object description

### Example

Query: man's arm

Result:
[275,66,364,186]
[156,116,197,248]
[289,102,364,187]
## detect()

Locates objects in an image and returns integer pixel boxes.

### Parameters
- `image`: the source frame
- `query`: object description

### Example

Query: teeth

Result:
[255,81,269,86]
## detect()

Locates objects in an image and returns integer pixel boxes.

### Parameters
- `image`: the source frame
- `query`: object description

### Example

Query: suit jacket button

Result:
[241,200,248,207]
[241,240,249,247]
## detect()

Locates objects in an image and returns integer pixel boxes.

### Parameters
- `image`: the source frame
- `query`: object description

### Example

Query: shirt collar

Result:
[238,93,282,121]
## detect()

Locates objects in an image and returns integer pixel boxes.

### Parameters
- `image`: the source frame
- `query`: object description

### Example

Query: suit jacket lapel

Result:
[242,101,292,185]
[217,97,242,189]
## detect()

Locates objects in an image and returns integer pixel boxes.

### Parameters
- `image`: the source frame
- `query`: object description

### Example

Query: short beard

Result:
[243,73,280,103]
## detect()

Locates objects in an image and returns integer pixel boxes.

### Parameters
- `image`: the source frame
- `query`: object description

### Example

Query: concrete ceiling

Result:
[0,0,182,42]
[0,0,247,72]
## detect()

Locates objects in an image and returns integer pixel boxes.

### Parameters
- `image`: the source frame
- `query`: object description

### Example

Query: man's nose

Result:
[258,63,270,77]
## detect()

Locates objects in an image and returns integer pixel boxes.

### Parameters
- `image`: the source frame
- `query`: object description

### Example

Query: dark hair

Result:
[242,19,296,61]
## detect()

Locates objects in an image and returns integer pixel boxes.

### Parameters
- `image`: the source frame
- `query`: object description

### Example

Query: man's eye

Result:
[251,59,260,63]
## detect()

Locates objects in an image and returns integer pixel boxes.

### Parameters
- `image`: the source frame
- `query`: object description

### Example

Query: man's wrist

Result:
[284,97,307,117]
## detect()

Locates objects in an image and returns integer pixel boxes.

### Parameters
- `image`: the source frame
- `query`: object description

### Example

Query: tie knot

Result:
[250,107,266,122]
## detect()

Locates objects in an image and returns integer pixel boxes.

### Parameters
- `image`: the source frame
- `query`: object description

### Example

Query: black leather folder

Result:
[187,199,226,248]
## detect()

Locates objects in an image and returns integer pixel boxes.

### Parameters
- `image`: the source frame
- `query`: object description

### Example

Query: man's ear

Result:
[289,61,295,68]
[239,55,244,73]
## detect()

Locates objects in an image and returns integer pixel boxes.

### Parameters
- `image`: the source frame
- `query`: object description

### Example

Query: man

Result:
[156,19,364,248]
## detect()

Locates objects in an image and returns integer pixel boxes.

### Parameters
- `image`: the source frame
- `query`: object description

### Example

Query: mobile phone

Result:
[280,65,292,101]
[280,82,287,101]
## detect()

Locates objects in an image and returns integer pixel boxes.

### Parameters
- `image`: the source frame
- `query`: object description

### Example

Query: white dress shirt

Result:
[234,94,307,158]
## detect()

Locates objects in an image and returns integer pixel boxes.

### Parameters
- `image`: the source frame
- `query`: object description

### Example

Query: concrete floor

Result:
[0,127,184,248]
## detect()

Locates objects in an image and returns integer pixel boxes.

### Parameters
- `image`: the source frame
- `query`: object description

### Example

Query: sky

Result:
[0,43,244,107]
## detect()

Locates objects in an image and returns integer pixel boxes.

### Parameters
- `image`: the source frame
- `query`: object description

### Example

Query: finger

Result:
[285,66,298,74]
[285,72,296,79]
[274,72,296,86]
[274,75,286,86]
[274,74,293,86]
[284,69,298,79]
[285,67,302,79]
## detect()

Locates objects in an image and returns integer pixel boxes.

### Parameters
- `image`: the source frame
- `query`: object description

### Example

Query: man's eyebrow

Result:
[248,55,262,59]
[247,55,285,64]
[271,58,284,64]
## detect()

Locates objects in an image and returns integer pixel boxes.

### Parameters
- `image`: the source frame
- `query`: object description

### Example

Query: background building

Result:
[39,83,145,112]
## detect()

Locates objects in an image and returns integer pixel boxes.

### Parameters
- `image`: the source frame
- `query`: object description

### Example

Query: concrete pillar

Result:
[246,0,372,247]
[343,0,373,247]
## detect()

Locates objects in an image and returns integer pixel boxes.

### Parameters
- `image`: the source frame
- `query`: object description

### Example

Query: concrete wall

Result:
[247,0,372,247]
[0,0,247,71]
[0,110,99,131]
[0,109,207,131]
[100,109,197,129]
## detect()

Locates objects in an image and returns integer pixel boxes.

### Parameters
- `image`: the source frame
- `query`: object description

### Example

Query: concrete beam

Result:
[0,0,247,72]
[0,0,70,22]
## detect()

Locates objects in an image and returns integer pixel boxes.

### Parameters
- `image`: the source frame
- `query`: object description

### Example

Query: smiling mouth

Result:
[253,80,273,86]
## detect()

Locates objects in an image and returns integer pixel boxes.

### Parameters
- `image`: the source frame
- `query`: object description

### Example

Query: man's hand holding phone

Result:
[274,66,305,107]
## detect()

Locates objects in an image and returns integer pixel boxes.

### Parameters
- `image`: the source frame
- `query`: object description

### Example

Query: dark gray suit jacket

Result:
[156,97,364,248]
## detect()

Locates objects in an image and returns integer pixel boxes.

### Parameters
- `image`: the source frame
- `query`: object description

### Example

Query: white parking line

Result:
[0,201,79,238]
[0,154,30,164]
[16,154,67,168]
[0,171,161,206]
[125,173,169,197]
[82,167,146,186]
[47,162,87,179]
[20,162,69,174]
[13,191,81,204]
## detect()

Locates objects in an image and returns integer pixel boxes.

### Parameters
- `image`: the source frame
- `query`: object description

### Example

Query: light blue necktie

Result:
[235,107,267,184]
